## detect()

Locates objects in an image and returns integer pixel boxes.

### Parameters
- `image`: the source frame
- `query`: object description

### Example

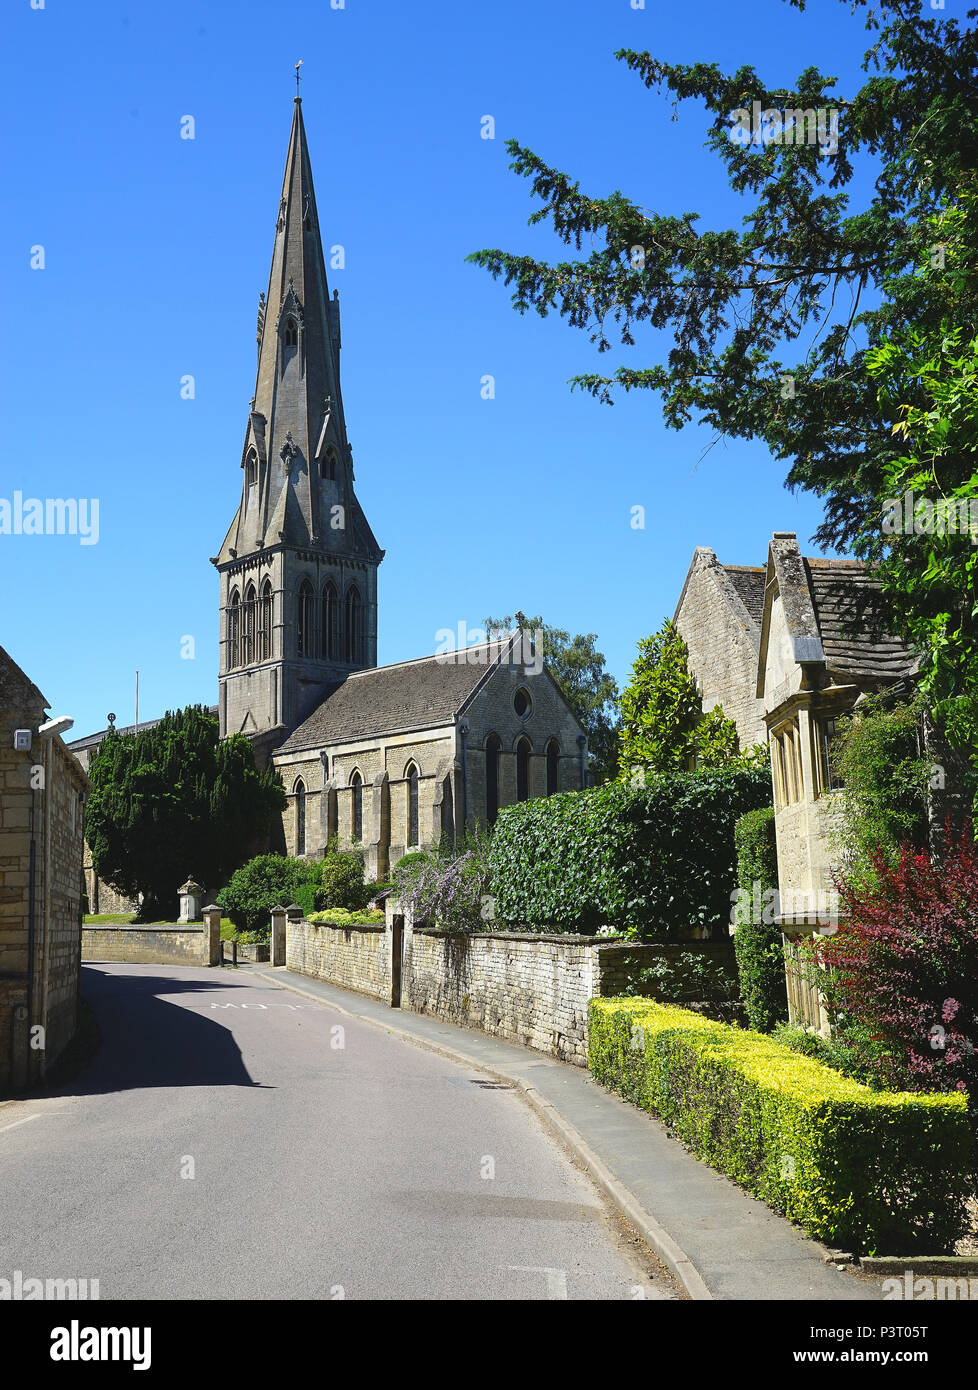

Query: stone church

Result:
[72,97,586,898]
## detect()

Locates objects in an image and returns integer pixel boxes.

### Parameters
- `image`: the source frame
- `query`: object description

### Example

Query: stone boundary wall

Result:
[404,932,737,1065]
[82,924,219,968]
[281,908,737,1066]
[405,929,595,1064]
[285,919,390,1003]
[592,941,737,1001]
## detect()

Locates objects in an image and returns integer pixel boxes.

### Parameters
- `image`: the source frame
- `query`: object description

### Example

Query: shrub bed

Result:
[490,767,770,937]
[588,997,972,1254]
[216,854,320,938]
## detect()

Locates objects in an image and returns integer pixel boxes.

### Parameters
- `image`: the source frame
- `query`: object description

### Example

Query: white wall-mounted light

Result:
[38,716,74,739]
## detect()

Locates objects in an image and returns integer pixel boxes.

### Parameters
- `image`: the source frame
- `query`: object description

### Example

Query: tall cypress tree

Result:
[86,705,285,919]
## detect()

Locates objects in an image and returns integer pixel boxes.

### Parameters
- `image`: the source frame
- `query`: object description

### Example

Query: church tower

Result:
[213,97,384,755]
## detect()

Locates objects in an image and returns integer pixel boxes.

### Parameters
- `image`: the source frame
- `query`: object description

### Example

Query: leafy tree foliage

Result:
[216,853,319,939]
[866,192,978,763]
[484,614,621,783]
[86,706,285,919]
[318,846,370,911]
[618,619,765,780]
[828,692,932,891]
[469,0,978,557]
[819,829,978,1098]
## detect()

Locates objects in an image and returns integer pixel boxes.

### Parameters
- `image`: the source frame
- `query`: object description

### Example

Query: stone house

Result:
[676,534,918,1031]
[0,645,88,1092]
[755,533,915,1028]
[673,546,767,751]
[273,634,587,880]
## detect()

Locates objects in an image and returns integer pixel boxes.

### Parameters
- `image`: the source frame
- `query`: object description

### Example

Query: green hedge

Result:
[295,882,318,917]
[216,854,320,937]
[588,997,972,1254]
[489,767,771,937]
[319,848,370,911]
[732,807,788,1031]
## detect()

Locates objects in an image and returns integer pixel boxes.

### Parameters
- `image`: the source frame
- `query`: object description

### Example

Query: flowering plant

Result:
[816,826,978,1095]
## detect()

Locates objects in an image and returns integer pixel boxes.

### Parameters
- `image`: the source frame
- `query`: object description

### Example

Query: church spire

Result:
[216,96,382,563]
[214,96,384,746]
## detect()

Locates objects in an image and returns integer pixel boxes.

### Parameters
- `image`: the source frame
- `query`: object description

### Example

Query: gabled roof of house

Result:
[0,644,48,714]
[673,547,765,650]
[756,534,916,692]
[805,557,916,680]
[722,565,766,628]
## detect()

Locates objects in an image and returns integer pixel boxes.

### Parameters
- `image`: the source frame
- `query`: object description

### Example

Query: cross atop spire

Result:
[295,59,303,97]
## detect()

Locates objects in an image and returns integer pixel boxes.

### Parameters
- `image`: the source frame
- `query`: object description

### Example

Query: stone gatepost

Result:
[270,906,288,967]
[202,905,222,966]
[178,877,203,923]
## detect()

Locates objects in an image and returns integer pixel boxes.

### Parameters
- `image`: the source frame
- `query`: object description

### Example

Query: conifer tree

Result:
[618,619,763,781]
[86,705,285,919]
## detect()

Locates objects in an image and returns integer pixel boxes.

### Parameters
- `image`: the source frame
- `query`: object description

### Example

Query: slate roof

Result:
[275,643,511,754]
[722,565,765,628]
[68,706,220,753]
[804,558,916,680]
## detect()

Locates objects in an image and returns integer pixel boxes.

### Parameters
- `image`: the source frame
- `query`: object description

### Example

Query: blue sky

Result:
[1,0,878,735]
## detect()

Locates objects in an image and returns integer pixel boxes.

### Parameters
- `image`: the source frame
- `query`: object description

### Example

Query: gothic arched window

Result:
[284,318,298,348]
[320,448,337,482]
[546,740,560,796]
[350,770,363,842]
[322,581,337,660]
[516,737,532,803]
[294,779,306,857]
[259,579,272,661]
[345,584,362,665]
[228,588,241,669]
[245,450,257,488]
[485,734,501,826]
[243,583,257,666]
[297,579,314,657]
[406,763,420,847]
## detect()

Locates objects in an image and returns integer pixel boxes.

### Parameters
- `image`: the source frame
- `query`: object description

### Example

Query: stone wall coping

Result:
[82,924,205,935]
[292,919,735,948]
[410,927,597,944]
[302,919,386,934]
[594,940,735,953]
[410,927,733,949]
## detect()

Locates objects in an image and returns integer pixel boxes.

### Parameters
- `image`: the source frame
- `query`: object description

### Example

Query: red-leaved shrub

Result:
[818,829,978,1095]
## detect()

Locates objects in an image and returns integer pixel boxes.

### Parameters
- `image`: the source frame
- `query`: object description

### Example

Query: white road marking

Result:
[0,1113,42,1135]
[507,1264,568,1299]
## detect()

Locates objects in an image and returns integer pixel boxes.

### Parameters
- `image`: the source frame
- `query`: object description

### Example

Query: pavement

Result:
[0,963,681,1301]
[248,963,886,1301]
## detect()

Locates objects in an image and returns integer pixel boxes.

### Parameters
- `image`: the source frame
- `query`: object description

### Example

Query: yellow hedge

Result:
[587,997,972,1254]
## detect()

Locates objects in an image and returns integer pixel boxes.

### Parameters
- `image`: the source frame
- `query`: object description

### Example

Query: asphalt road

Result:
[0,964,680,1301]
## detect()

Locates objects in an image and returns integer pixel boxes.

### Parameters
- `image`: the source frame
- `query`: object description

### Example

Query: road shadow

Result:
[36,965,267,1098]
